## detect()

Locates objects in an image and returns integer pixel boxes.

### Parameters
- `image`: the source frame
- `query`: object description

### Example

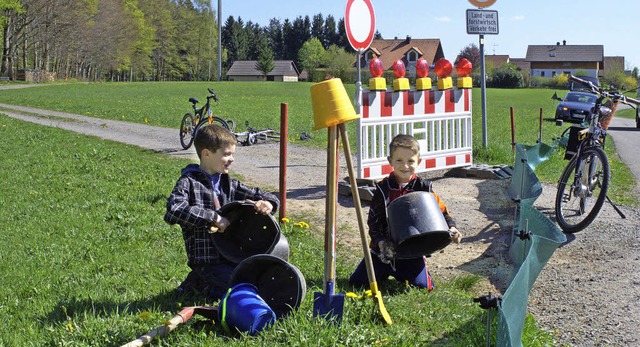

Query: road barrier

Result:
[357,87,473,180]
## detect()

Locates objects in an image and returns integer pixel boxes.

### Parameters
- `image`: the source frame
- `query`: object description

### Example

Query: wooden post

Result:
[510,106,516,152]
[279,103,288,221]
[538,108,543,143]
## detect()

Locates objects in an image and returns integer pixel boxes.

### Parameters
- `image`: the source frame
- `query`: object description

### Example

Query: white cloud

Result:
[435,16,451,22]
[512,15,525,21]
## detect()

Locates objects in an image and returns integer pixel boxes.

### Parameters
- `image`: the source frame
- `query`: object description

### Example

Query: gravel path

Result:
[2,102,639,346]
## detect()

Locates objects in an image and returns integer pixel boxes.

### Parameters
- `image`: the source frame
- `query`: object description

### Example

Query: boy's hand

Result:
[377,240,396,264]
[449,227,462,244]
[211,215,230,233]
[246,199,273,215]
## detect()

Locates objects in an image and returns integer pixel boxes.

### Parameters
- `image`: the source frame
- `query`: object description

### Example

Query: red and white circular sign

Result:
[344,0,376,51]
[468,0,497,8]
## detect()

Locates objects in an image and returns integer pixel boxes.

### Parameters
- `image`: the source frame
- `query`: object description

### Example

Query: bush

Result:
[549,73,569,89]
[490,63,523,88]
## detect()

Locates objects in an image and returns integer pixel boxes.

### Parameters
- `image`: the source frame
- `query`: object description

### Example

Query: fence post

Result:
[279,103,288,221]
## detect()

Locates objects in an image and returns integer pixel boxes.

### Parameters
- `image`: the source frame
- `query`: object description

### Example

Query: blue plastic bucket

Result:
[220,283,276,335]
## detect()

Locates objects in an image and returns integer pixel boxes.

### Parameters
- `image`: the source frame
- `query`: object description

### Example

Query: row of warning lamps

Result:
[368,57,473,91]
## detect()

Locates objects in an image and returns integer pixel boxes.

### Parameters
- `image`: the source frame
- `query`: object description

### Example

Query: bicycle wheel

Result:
[180,113,195,149]
[193,115,231,137]
[555,146,610,233]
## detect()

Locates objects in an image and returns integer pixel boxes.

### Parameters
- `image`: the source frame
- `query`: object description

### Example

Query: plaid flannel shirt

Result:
[164,164,279,266]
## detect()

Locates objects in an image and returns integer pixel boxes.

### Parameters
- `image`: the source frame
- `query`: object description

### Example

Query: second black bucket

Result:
[230,254,306,318]
[387,191,451,259]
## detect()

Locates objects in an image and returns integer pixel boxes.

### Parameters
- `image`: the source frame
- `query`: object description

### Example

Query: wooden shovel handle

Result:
[338,123,392,325]
[120,307,195,347]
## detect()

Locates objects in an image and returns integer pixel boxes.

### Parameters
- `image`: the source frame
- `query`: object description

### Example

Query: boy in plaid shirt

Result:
[165,124,279,299]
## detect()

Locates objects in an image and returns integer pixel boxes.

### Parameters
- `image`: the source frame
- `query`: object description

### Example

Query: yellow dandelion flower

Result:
[66,322,74,331]
[346,292,361,299]
[281,217,290,224]
[138,311,150,319]
[294,221,310,229]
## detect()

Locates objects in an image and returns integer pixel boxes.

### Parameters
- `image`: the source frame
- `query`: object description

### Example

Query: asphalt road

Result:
[607,116,640,184]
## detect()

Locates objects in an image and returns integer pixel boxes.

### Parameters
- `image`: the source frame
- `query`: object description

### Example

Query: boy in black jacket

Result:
[349,134,461,290]
[165,124,279,299]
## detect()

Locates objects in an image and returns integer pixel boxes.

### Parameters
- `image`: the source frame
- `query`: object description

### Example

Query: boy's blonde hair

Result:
[388,134,420,157]
[194,124,237,159]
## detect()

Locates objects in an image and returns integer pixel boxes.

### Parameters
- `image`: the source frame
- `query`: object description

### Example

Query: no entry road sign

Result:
[344,0,376,51]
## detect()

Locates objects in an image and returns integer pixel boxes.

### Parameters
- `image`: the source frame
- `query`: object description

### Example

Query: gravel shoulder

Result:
[2,102,639,346]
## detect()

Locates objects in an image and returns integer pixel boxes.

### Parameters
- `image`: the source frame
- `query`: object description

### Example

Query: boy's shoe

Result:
[426,270,435,291]
[177,271,202,294]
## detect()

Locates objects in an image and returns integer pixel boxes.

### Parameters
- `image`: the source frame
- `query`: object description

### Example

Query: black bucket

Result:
[211,201,282,263]
[230,254,307,318]
[387,191,451,259]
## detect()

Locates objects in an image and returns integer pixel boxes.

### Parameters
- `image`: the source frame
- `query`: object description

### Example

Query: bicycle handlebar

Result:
[207,88,219,102]
[569,75,640,108]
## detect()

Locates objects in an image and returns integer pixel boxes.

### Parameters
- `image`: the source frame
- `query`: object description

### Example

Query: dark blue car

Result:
[554,91,597,122]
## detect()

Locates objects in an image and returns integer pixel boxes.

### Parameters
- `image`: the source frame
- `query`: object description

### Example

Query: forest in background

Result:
[0,0,358,82]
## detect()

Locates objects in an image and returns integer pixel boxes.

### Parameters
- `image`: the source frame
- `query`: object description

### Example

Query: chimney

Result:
[563,40,566,45]
[405,35,411,43]
[556,42,560,46]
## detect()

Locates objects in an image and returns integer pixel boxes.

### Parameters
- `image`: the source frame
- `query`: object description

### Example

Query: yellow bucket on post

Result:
[310,78,359,130]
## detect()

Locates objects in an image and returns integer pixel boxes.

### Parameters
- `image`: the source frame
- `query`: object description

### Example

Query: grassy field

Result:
[0,81,636,344]
[0,113,554,345]
[0,81,637,205]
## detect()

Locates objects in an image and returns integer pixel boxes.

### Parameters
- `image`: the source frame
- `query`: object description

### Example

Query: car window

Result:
[564,93,595,104]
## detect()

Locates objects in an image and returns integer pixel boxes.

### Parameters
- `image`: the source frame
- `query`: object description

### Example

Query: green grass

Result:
[0,114,555,345]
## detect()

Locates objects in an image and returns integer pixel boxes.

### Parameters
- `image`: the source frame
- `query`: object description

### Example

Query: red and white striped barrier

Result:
[357,87,473,180]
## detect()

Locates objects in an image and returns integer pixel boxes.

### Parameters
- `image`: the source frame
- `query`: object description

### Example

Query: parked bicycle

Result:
[554,75,640,233]
[179,88,230,149]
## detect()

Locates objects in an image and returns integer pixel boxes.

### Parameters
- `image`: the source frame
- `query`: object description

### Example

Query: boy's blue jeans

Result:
[178,261,236,300]
[349,254,434,291]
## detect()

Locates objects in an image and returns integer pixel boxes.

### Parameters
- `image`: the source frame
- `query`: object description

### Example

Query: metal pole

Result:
[480,34,488,148]
[355,49,363,178]
[217,0,222,81]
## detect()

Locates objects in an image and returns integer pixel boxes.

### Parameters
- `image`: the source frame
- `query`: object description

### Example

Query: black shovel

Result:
[313,125,345,321]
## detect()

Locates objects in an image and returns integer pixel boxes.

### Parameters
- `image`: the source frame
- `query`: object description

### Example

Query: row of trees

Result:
[1,0,222,81]
[0,0,359,82]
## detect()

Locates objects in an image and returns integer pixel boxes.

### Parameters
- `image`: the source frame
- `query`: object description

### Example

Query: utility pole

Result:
[217,0,222,81]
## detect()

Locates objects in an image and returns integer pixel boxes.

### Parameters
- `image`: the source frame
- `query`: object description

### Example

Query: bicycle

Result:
[554,75,640,233]
[179,88,230,149]
[232,121,280,146]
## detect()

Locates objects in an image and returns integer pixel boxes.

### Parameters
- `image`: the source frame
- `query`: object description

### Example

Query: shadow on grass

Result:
[42,289,225,344]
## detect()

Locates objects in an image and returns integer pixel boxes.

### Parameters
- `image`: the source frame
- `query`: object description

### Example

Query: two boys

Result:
[165,125,459,297]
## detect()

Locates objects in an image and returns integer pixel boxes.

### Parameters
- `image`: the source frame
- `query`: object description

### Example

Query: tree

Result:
[323,15,338,48]
[298,38,325,81]
[324,44,354,82]
[266,18,284,59]
[458,43,481,71]
[0,0,24,77]
[255,43,274,78]
[336,18,351,52]
[311,13,324,43]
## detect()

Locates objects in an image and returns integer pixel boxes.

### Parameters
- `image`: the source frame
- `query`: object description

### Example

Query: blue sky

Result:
[220,0,640,69]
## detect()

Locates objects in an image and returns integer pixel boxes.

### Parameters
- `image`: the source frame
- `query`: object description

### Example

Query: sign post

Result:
[466,2,498,148]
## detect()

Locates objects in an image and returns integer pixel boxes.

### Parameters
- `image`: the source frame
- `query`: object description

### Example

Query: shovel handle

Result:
[338,123,392,325]
[120,307,195,347]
